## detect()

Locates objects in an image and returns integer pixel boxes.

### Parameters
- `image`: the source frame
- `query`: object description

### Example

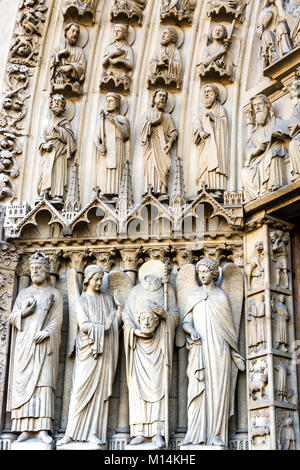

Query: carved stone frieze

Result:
[160,0,196,24]
[110,0,145,25]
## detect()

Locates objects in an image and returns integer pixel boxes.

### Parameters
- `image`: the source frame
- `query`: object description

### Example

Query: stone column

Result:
[0,244,19,435]
[245,217,300,450]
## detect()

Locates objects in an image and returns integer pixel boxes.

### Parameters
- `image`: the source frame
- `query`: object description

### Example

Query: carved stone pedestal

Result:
[11,439,55,450]
[57,442,107,450]
[180,445,227,451]
[110,432,130,450]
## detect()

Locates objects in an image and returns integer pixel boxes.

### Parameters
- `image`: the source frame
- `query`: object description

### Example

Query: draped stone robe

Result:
[194,100,228,191]
[183,286,239,447]
[141,109,178,194]
[150,43,182,82]
[38,114,77,199]
[95,112,130,195]
[288,101,300,180]
[241,116,289,201]
[64,292,119,442]
[103,40,134,82]
[7,285,63,433]
[51,41,86,88]
[122,284,178,438]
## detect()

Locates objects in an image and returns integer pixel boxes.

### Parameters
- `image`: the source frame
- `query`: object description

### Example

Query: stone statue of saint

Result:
[51,23,86,95]
[241,94,289,203]
[288,73,300,182]
[7,252,63,445]
[272,294,289,351]
[194,84,228,193]
[148,26,183,88]
[257,0,293,68]
[37,94,77,202]
[248,295,266,353]
[57,265,121,448]
[101,24,134,91]
[198,23,234,80]
[180,258,245,448]
[141,89,178,196]
[246,241,265,290]
[94,93,130,197]
[270,231,289,289]
[122,265,179,448]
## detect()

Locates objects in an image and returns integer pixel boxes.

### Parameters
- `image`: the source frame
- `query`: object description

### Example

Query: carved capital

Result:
[174,248,195,267]
[142,246,172,263]
[120,248,142,272]
[89,248,117,272]
[63,250,88,273]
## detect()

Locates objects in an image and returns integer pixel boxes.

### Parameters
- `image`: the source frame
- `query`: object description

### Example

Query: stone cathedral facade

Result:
[0,0,300,451]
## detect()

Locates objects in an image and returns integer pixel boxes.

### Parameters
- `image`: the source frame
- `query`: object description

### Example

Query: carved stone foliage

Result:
[257,0,295,70]
[100,24,134,91]
[198,22,235,82]
[0,1,48,202]
[207,0,248,22]
[194,83,229,193]
[63,0,99,24]
[242,95,290,203]
[111,0,146,25]
[50,22,87,96]
[160,0,196,24]
[148,26,183,89]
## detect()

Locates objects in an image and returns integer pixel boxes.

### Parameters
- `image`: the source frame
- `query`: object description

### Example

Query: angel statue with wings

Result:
[57,265,132,449]
[177,258,245,449]
[122,260,179,449]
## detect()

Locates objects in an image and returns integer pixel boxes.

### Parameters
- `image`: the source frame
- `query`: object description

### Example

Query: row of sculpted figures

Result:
[7,251,245,450]
[35,71,300,208]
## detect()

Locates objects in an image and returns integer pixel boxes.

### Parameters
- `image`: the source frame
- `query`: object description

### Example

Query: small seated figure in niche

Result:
[246,241,265,290]
[50,23,86,96]
[288,72,300,182]
[198,22,234,81]
[148,26,183,89]
[111,0,146,25]
[207,0,248,22]
[100,24,134,91]
[241,94,289,203]
[160,0,196,23]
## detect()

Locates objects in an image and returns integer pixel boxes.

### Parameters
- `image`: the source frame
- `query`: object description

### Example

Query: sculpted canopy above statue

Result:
[241,94,289,203]
[207,0,248,22]
[7,252,63,447]
[50,23,87,96]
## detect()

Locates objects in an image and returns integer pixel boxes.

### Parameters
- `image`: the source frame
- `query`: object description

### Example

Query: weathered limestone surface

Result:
[0,0,300,452]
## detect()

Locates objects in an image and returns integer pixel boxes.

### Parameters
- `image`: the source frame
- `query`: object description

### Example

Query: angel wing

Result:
[67,267,81,357]
[108,270,133,307]
[221,262,244,338]
[175,263,199,347]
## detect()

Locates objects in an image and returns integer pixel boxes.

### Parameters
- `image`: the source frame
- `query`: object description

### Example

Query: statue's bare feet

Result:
[37,430,53,445]
[17,432,31,442]
[56,436,72,447]
[88,435,105,446]
[130,435,145,445]
[152,434,165,448]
